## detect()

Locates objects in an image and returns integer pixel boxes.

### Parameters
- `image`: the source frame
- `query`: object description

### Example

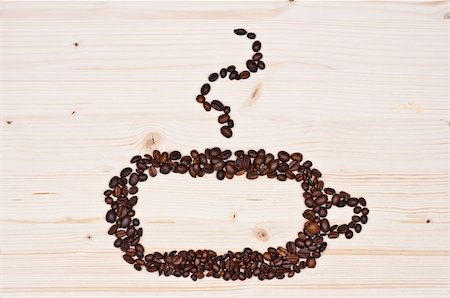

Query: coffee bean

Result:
[223,106,230,113]
[361,215,368,224]
[257,61,265,70]
[106,210,116,223]
[109,176,119,188]
[130,155,141,163]
[246,60,258,72]
[347,198,359,207]
[306,257,316,268]
[211,100,224,111]
[195,95,205,105]
[359,198,367,206]
[252,41,261,52]
[227,65,236,72]
[355,224,362,233]
[229,71,238,80]
[220,68,227,78]
[216,170,225,180]
[319,219,330,232]
[247,32,256,39]
[328,231,339,239]
[129,173,138,186]
[305,221,320,235]
[234,28,247,35]
[303,161,312,168]
[203,102,211,111]
[352,215,361,222]
[201,84,211,95]
[220,126,232,138]
[160,163,171,174]
[315,195,327,206]
[240,71,250,79]
[120,168,132,178]
[362,208,369,215]
[252,53,263,61]
[170,151,181,160]
[208,73,219,82]
[337,224,349,233]
[227,119,234,128]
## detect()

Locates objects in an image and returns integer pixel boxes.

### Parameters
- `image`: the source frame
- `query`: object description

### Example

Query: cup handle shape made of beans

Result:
[104,29,369,281]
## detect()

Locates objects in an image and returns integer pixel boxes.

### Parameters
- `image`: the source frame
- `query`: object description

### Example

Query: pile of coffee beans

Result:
[195,28,265,138]
[105,148,369,281]
[104,29,369,281]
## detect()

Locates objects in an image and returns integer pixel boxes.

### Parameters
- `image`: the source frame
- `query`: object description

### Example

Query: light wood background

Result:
[0,1,449,297]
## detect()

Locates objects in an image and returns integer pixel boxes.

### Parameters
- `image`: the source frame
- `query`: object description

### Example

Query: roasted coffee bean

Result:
[337,224,349,233]
[319,219,330,232]
[218,114,230,124]
[229,71,239,80]
[211,100,224,111]
[361,215,368,224]
[200,83,211,95]
[257,61,265,70]
[216,170,225,180]
[108,225,117,235]
[252,41,261,52]
[352,215,361,222]
[160,163,171,174]
[196,94,205,103]
[240,71,250,79]
[305,221,320,235]
[109,176,119,188]
[355,224,362,233]
[208,73,219,82]
[227,119,234,128]
[220,68,227,78]
[362,208,369,215]
[252,53,263,61]
[247,32,256,39]
[345,230,353,239]
[106,210,116,223]
[227,65,236,72]
[234,28,247,35]
[220,126,232,138]
[121,216,131,228]
[246,60,258,72]
[315,195,327,206]
[203,101,211,111]
[347,198,359,207]
[170,151,181,160]
[120,168,132,178]
[354,206,362,214]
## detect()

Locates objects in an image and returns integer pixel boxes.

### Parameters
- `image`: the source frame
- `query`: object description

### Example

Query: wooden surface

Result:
[0,1,449,297]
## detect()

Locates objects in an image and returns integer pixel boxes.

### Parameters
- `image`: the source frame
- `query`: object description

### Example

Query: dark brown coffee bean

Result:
[160,163,171,174]
[123,255,135,264]
[130,155,141,163]
[252,53,263,61]
[169,151,181,160]
[247,32,256,39]
[347,198,359,207]
[315,195,327,206]
[328,231,339,239]
[229,71,238,80]
[340,191,350,199]
[246,60,258,72]
[216,170,225,180]
[286,241,296,253]
[352,215,361,223]
[277,174,286,181]
[106,210,116,223]
[218,114,230,124]
[211,100,224,111]
[126,226,136,238]
[208,73,219,82]
[196,94,205,103]
[277,151,290,162]
[121,216,131,228]
[246,170,258,180]
[200,84,210,95]
[252,41,261,52]
[362,208,369,215]
[257,61,265,70]
[240,71,250,79]
[120,168,132,178]
[319,219,330,232]
[345,230,353,239]
[355,224,362,233]
[220,126,232,138]
[234,28,247,35]
[128,173,138,186]
[303,161,312,168]
[148,166,157,177]
[203,102,211,111]
[361,215,368,224]
[220,68,227,78]
[109,176,119,188]
[337,224,349,233]
[108,225,117,235]
[227,65,236,72]
[105,197,113,204]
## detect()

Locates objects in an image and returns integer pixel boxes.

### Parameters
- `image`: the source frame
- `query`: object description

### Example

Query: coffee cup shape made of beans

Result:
[104,29,369,281]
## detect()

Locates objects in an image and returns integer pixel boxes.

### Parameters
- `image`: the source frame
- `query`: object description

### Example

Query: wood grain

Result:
[0,1,448,297]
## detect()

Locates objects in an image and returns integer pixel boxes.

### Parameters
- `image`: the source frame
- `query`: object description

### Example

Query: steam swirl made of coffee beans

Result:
[104,29,369,281]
